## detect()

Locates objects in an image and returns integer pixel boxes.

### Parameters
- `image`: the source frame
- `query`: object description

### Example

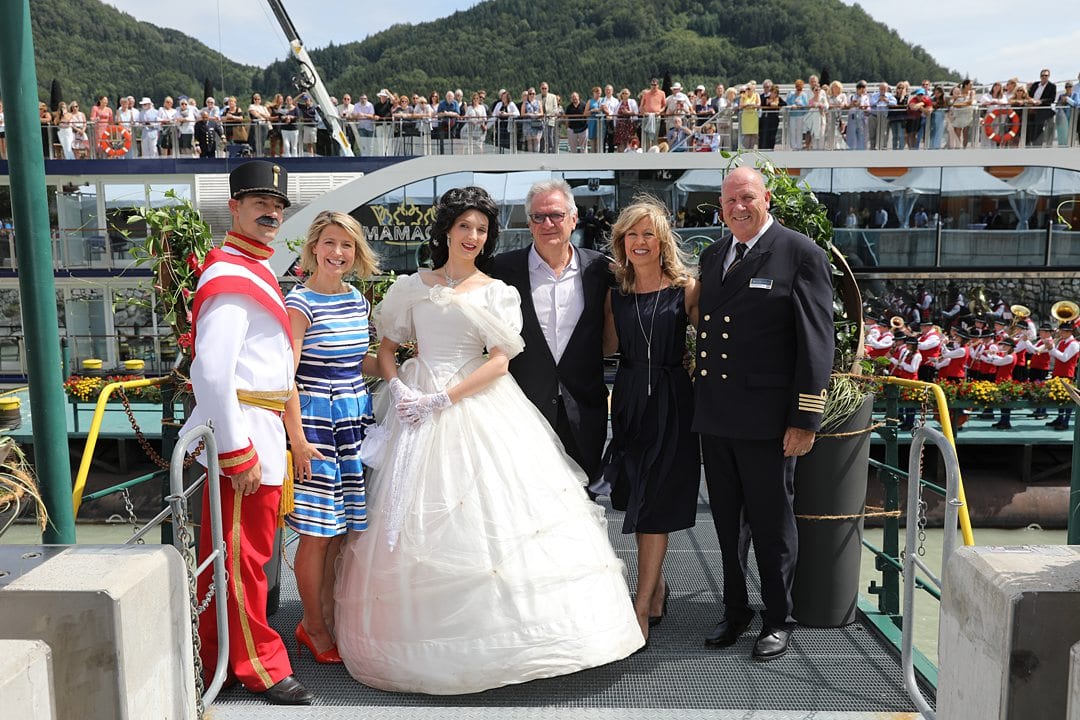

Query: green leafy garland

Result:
[125,190,216,353]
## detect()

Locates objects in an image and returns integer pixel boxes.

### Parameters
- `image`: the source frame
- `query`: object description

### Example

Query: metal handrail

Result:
[167,425,229,708]
[71,375,169,516]
[901,426,963,720]
[883,376,975,547]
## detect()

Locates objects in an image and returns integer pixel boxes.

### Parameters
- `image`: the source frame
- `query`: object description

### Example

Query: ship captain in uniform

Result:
[183,160,314,705]
[694,167,834,661]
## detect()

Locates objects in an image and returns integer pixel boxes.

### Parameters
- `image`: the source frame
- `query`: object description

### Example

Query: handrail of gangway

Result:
[71,375,170,516]
[166,425,229,710]
[901,425,962,720]
[883,376,975,547]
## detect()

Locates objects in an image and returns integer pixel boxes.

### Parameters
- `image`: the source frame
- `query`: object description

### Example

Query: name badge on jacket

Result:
[749,278,773,290]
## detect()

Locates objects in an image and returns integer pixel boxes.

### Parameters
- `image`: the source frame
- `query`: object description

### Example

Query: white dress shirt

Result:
[528,244,584,364]
[723,215,773,272]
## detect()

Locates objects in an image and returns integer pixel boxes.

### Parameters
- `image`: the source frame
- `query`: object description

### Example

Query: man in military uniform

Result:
[183,160,313,705]
[694,167,834,661]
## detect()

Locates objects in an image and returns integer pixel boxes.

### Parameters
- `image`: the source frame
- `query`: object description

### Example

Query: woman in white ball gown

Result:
[334,186,644,695]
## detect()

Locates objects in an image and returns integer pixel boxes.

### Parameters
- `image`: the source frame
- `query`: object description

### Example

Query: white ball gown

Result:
[335,273,644,694]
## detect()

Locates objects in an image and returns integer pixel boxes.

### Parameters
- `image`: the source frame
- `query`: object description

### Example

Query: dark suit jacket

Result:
[692,220,834,440]
[1029,81,1057,108]
[489,246,613,478]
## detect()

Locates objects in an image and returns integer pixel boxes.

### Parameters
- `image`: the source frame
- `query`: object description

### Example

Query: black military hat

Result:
[903,335,919,345]
[992,316,1007,325]
[998,337,1016,347]
[1038,322,1053,332]
[229,160,290,207]
[892,330,906,341]
[1059,321,1075,331]
[910,322,923,332]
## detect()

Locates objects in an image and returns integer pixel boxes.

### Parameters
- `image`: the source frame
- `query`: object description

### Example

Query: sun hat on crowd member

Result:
[140,97,152,106]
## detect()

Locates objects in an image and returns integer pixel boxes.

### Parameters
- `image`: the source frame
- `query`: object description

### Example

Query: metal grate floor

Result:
[211,486,933,718]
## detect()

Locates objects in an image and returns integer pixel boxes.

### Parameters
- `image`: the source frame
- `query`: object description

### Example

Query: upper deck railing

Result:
[23,103,1080,161]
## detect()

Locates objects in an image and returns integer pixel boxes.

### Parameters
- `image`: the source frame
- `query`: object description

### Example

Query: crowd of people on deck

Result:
[864,281,1080,430]
[184,160,833,705]
[7,67,1079,161]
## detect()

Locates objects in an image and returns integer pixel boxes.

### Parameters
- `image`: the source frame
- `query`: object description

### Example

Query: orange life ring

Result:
[97,124,131,158]
[983,108,1020,145]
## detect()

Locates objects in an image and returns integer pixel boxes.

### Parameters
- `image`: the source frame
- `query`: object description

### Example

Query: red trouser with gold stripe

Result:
[197,476,292,691]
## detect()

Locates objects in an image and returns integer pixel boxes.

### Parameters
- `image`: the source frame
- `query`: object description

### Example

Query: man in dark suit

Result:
[489,179,612,487]
[1028,69,1056,147]
[694,167,834,661]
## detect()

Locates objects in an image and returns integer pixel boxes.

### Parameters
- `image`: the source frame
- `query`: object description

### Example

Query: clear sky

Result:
[102,0,1076,86]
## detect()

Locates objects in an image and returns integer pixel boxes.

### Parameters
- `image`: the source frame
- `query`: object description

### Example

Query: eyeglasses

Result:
[528,212,566,225]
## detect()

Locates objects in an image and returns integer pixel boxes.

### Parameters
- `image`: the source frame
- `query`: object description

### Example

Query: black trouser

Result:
[917,365,937,382]
[554,395,594,486]
[701,434,796,629]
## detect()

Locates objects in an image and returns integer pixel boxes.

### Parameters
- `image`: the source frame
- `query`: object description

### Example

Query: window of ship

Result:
[56,183,104,269]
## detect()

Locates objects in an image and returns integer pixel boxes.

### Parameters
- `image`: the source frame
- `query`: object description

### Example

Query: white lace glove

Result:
[397,391,451,427]
[389,377,419,405]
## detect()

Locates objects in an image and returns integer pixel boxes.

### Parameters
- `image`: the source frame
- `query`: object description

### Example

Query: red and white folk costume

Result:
[182,231,296,692]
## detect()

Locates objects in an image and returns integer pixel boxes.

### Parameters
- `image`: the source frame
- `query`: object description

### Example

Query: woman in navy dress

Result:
[284,211,380,663]
[601,197,700,642]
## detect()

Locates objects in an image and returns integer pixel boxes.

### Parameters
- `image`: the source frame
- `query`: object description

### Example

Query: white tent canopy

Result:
[674,169,723,193]
[891,167,1016,197]
[799,168,896,194]
[1005,167,1080,196]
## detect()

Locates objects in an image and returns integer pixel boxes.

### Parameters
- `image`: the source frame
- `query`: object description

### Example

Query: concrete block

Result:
[939,545,1080,720]
[0,545,196,720]
[0,639,56,720]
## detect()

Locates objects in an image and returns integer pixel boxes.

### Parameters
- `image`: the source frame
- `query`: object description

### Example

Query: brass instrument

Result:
[968,286,990,316]
[1010,304,1030,322]
[889,316,906,331]
[1051,300,1079,324]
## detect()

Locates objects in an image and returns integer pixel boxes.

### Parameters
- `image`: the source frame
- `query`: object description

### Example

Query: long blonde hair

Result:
[300,211,380,279]
[608,196,696,294]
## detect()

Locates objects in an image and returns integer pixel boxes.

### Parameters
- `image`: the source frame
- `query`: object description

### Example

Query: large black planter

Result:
[792,393,874,627]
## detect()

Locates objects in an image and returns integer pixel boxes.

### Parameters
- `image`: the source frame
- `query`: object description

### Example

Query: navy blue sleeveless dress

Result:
[603,286,700,534]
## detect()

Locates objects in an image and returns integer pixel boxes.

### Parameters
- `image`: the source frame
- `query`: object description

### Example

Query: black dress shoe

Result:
[260,675,314,706]
[752,626,791,661]
[704,614,753,647]
[991,421,1012,429]
[1032,411,1049,419]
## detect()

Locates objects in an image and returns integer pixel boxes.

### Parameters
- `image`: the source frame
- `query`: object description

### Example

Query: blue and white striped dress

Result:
[284,285,372,536]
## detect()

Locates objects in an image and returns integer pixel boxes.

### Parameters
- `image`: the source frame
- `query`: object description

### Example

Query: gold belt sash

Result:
[236,388,290,413]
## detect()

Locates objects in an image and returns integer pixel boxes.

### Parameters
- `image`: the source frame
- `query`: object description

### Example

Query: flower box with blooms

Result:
[63,375,163,404]
[878,379,1076,409]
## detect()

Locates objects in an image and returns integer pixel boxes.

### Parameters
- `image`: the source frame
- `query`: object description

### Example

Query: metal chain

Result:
[916,496,928,557]
[119,488,145,545]
[118,389,204,468]
[173,487,207,718]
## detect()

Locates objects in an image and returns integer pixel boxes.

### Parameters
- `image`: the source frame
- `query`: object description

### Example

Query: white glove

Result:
[397,391,451,427]
[389,377,419,405]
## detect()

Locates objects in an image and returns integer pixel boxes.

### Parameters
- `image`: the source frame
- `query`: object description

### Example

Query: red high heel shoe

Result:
[295,623,343,664]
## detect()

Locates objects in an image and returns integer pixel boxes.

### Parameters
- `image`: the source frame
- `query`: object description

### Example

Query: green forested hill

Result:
[26,0,956,108]
[30,0,257,105]
[263,0,958,97]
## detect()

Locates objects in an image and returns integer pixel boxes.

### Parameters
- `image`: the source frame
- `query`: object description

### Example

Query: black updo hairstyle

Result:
[428,186,500,271]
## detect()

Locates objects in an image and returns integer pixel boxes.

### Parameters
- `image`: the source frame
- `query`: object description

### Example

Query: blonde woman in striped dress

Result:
[284,211,380,664]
